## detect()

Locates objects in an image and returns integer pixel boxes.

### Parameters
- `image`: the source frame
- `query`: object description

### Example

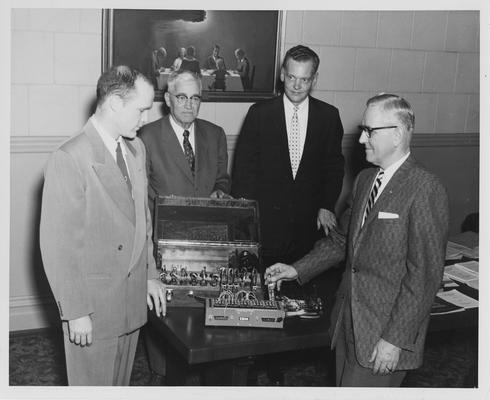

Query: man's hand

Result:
[210,189,232,199]
[264,263,298,291]
[369,338,401,375]
[147,279,166,317]
[68,315,93,346]
[317,208,337,236]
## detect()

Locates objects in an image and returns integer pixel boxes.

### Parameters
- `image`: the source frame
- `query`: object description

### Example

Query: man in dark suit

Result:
[232,44,344,281]
[139,69,231,219]
[204,44,226,70]
[266,94,449,387]
[138,69,231,383]
[40,66,166,385]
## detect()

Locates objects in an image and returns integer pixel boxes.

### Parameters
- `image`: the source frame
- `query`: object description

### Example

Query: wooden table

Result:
[147,295,478,386]
[148,306,331,385]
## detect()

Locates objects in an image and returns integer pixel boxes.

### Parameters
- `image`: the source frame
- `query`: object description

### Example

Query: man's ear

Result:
[392,127,404,147]
[164,92,171,108]
[108,94,123,112]
[280,67,285,83]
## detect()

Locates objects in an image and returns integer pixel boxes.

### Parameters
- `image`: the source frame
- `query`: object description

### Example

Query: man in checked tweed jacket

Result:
[266,93,449,387]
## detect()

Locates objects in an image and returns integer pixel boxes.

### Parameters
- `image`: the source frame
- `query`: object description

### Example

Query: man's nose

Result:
[293,78,302,90]
[359,130,368,144]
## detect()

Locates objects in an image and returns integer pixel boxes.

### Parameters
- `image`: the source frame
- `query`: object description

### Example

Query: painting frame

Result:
[102,9,284,102]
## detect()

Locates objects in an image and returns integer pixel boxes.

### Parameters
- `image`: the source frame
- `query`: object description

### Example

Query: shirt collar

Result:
[283,94,309,112]
[381,152,410,175]
[169,114,194,136]
[90,115,123,154]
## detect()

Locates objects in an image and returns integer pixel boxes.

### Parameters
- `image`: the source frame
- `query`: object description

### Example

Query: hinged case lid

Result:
[154,196,260,245]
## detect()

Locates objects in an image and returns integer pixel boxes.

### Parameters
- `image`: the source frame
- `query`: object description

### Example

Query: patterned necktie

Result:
[183,130,195,175]
[289,105,300,178]
[116,141,132,193]
[363,170,384,224]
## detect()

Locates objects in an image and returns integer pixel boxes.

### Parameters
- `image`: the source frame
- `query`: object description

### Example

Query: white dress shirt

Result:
[283,95,309,169]
[169,115,196,155]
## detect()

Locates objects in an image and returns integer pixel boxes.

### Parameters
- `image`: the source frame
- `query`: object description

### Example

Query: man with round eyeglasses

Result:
[265,93,449,386]
[138,69,230,384]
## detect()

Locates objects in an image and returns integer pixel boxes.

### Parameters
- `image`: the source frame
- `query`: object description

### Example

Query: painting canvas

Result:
[103,9,283,102]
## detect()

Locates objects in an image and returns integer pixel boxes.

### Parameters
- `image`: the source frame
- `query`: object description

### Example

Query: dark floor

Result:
[9,326,477,387]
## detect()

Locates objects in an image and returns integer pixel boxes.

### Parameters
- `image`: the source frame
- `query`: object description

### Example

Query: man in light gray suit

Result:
[266,94,449,387]
[40,66,166,385]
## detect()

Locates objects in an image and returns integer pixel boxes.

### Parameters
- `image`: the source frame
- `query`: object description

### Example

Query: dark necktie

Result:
[363,170,384,225]
[116,141,132,193]
[183,130,195,175]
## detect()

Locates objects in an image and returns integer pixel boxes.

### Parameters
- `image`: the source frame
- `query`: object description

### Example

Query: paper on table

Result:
[444,264,478,282]
[437,289,478,309]
[446,241,478,259]
[455,260,479,274]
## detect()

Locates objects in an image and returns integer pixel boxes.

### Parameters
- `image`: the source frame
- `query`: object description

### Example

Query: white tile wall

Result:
[79,86,97,123]
[317,47,355,91]
[29,86,81,135]
[54,33,101,85]
[341,11,378,48]
[435,94,469,133]
[333,92,368,134]
[377,11,413,50]
[80,9,102,34]
[303,11,342,46]
[423,52,458,93]
[465,94,479,133]
[284,11,303,44]
[402,93,437,134]
[11,31,54,84]
[412,11,447,51]
[389,50,425,92]
[11,85,29,136]
[213,103,252,136]
[455,53,479,93]
[446,11,479,52]
[27,9,81,32]
[354,48,391,91]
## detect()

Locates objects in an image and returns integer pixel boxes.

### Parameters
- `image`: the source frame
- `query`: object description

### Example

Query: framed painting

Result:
[102,9,284,102]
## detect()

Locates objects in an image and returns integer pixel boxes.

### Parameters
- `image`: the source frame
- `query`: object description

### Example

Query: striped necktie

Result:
[183,129,195,175]
[116,141,132,193]
[289,105,300,178]
[363,170,384,225]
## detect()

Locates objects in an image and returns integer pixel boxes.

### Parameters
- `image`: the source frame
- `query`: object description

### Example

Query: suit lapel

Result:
[194,120,208,185]
[351,169,377,247]
[296,96,316,178]
[85,121,136,224]
[354,157,415,247]
[125,139,146,272]
[273,96,294,179]
[160,116,194,184]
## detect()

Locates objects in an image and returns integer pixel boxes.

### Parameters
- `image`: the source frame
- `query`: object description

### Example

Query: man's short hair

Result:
[167,69,202,94]
[235,48,245,58]
[366,93,415,134]
[96,65,151,106]
[282,45,320,75]
[186,46,196,57]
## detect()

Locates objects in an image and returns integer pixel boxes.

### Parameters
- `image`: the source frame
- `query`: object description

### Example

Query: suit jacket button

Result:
[118,245,123,250]
[352,268,357,273]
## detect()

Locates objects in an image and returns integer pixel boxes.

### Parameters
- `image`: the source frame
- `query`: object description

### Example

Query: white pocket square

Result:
[378,211,399,219]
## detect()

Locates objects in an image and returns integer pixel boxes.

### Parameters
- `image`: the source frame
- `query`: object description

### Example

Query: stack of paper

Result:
[444,261,479,290]
[446,241,479,260]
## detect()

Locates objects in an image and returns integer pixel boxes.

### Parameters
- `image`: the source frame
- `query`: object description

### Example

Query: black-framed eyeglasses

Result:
[358,125,398,139]
[170,93,201,106]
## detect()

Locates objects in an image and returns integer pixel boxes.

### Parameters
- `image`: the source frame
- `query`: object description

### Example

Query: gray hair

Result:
[166,70,202,94]
[366,93,415,134]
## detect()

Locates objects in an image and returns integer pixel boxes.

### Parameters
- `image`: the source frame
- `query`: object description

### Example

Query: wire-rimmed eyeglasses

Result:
[170,93,202,106]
